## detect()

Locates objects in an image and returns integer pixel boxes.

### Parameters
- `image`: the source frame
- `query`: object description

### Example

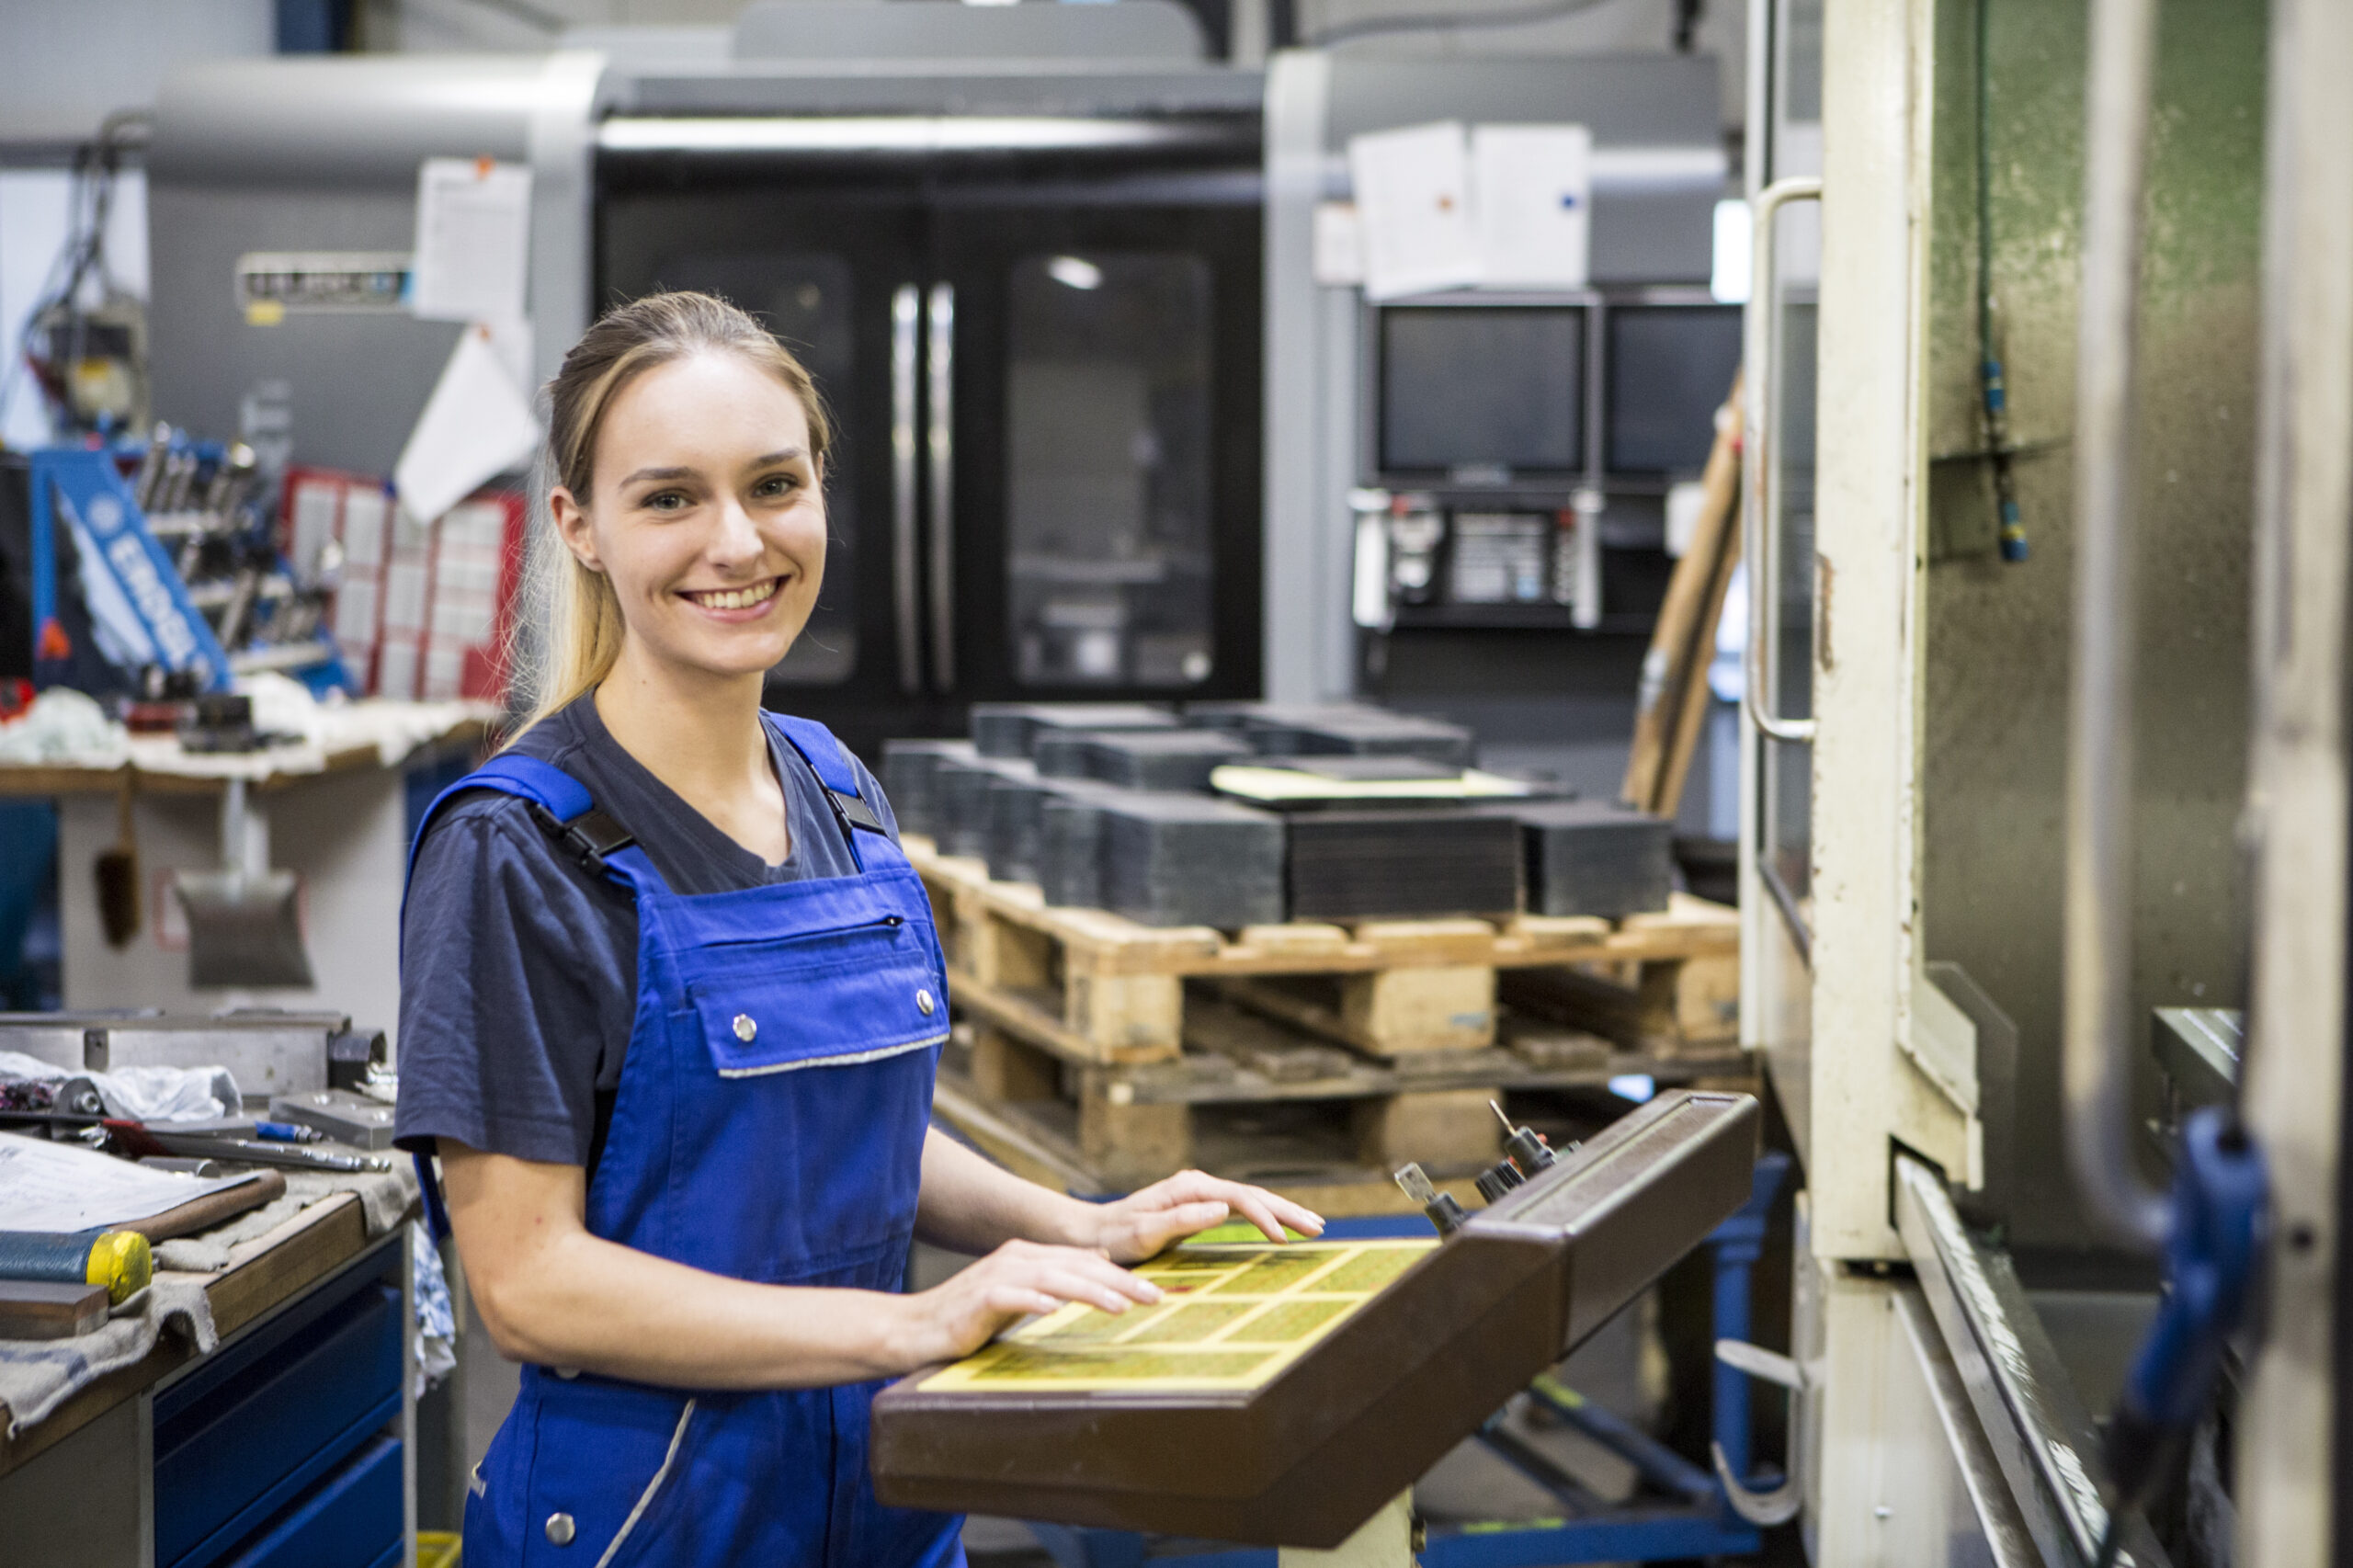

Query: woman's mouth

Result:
[683,576,782,613]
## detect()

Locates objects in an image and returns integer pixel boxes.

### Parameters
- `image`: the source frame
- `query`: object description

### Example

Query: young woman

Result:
[394,291,1320,1568]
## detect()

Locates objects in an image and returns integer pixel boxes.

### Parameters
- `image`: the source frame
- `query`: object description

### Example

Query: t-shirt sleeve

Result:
[393,802,634,1165]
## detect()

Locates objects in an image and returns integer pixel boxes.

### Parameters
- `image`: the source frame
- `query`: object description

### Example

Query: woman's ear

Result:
[549,484,603,574]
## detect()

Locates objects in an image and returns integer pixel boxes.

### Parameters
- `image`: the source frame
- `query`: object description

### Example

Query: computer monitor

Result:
[1605,304,1743,475]
[1377,306,1586,477]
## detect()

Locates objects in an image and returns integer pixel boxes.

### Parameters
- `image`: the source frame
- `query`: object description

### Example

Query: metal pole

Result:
[2063,0,2169,1249]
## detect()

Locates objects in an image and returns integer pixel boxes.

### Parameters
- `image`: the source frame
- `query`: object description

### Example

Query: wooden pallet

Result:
[908,834,1745,1193]
[934,1027,1758,1206]
[908,835,1739,1063]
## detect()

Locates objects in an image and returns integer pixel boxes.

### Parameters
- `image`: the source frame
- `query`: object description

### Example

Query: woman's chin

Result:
[680,630,811,684]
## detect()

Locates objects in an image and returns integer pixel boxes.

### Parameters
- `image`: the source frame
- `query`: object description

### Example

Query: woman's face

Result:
[551,349,825,687]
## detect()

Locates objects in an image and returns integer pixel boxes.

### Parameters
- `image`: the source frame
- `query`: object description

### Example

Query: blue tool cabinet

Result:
[0,1207,415,1567]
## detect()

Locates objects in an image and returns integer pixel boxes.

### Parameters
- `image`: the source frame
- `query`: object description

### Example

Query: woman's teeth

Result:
[688,579,778,610]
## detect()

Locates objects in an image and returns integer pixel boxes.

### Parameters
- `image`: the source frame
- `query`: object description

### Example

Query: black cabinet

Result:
[599,129,1262,762]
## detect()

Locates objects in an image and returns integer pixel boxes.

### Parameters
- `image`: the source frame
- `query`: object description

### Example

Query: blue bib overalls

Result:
[408,713,967,1568]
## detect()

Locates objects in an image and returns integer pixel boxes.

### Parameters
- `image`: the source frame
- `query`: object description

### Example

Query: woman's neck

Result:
[593,645,775,824]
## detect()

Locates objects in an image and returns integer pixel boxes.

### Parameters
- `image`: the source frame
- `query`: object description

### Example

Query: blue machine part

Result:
[2103,1106,2267,1514]
[1025,1154,1794,1568]
[29,447,232,692]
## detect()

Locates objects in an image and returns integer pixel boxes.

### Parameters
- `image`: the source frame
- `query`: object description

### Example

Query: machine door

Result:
[599,169,948,756]
[600,152,1262,759]
[930,187,1261,704]
[1740,0,1823,1154]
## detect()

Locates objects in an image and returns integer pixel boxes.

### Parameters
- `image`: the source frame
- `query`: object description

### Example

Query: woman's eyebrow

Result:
[746,448,807,469]
[620,464,698,487]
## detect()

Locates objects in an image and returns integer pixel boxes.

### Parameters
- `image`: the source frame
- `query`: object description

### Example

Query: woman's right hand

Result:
[891,1239,1164,1370]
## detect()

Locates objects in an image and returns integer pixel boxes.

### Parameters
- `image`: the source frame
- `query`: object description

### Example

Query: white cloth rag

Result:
[0,1278,215,1437]
[0,1051,241,1124]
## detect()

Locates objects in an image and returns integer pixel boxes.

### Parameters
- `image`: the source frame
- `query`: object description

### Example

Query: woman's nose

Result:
[708,496,763,565]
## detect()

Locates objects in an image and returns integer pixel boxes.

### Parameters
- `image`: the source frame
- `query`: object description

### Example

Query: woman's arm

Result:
[915,1128,1327,1265]
[442,1140,1161,1387]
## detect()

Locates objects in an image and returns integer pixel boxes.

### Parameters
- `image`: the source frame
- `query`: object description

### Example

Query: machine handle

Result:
[890,284,923,695]
[926,283,957,692]
[1741,177,1823,747]
[2064,0,2170,1251]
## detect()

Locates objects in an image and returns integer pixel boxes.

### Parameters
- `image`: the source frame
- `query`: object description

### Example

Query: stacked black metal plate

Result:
[1185,702,1475,767]
[1098,793,1287,928]
[1037,779,1128,909]
[932,754,1024,860]
[1081,730,1255,792]
[879,738,978,839]
[1485,800,1674,918]
[1029,729,1099,779]
[970,703,1178,759]
[1284,810,1523,921]
[1033,728,1256,792]
[981,761,1053,885]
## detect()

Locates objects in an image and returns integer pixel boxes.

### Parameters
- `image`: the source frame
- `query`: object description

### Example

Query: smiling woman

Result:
[393,294,1321,1568]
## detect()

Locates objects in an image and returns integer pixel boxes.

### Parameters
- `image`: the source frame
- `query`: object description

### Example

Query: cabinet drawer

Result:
[220,1433,403,1568]
[155,1281,402,1568]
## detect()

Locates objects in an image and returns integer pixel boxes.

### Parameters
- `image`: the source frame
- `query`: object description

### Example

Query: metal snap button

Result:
[553,1366,579,1380]
[916,988,936,1017]
[732,1014,756,1042]
[546,1512,576,1546]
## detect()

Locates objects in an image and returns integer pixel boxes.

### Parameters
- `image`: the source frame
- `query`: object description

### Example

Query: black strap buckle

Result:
[828,789,888,836]
[527,802,639,875]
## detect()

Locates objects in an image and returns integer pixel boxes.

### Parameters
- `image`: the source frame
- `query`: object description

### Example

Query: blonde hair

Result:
[509,291,832,732]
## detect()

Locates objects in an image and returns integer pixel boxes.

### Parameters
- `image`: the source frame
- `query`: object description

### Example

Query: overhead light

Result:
[1048,256,1103,291]
[597,118,1202,154]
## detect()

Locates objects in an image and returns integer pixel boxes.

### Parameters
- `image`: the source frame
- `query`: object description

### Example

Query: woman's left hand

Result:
[1081,1171,1326,1265]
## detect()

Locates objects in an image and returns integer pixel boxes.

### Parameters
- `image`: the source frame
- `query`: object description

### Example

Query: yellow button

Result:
[732,1014,757,1042]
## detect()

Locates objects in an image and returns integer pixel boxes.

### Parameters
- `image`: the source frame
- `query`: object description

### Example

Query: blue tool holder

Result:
[28,447,232,693]
[1025,1153,1793,1568]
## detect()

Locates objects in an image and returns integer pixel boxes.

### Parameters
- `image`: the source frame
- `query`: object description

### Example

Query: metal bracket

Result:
[1710,1338,1805,1527]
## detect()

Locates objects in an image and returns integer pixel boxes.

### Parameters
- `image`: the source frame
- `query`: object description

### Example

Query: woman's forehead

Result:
[598,351,812,474]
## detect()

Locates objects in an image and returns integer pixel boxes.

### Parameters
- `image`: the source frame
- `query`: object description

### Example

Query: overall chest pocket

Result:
[677,916,949,1077]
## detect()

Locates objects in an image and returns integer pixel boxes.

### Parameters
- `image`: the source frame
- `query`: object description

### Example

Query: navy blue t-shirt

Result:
[392,696,899,1167]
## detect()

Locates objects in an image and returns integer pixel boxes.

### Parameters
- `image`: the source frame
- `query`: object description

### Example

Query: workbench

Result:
[0,1187,423,1568]
[0,699,495,1044]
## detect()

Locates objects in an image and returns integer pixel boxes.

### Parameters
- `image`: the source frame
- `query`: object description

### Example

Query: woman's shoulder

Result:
[763,713,901,839]
[411,707,608,881]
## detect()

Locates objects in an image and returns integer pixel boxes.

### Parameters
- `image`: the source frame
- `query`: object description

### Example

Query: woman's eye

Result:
[756,473,801,499]
[644,491,690,512]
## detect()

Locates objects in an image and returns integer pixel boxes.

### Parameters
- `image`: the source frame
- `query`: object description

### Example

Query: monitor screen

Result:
[1606,305,1744,475]
[1378,307,1586,476]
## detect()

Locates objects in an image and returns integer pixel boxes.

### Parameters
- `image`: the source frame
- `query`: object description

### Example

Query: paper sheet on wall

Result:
[411,157,532,325]
[394,324,540,525]
[1472,123,1592,290]
[1312,200,1364,287]
[0,1131,265,1234]
[1349,122,1478,301]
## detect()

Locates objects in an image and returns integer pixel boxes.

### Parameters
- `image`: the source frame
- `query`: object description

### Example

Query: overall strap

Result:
[763,712,891,867]
[404,753,647,892]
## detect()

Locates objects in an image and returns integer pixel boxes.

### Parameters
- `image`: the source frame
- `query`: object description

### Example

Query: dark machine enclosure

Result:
[870,1089,1758,1547]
